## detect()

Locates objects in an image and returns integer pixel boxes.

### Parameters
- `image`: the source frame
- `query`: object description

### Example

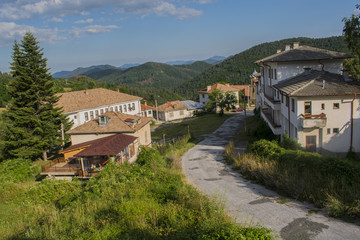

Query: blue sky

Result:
[0,0,358,73]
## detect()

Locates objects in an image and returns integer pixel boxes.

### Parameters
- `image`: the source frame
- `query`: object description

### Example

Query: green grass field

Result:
[151,113,231,140]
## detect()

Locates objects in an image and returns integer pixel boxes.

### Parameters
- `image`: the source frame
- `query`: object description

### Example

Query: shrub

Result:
[279,134,303,150]
[0,158,39,183]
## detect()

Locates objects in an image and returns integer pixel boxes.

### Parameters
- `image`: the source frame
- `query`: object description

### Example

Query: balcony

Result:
[299,114,327,129]
[261,109,282,135]
[263,94,281,111]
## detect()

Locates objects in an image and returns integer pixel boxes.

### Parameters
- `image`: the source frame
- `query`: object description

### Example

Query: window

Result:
[128,104,131,111]
[291,98,295,112]
[90,111,94,119]
[327,128,331,134]
[74,115,77,119]
[114,106,118,112]
[105,108,108,112]
[100,109,104,114]
[95,110,99,117]
[148,110,152,115]
[119,105,122,113]
[321,103,325,110]
[132,103,135,111]
[286,96,289,107]
[274,69,277,80]
[84,112,89,121]
[109,107,113,111]
[124,105,127,112]
[333,128,339,134]
[202,94,205,98]
[304,101,311,115]
[333,103,340,109]
[295,127,298,139]
[169,112,174,118]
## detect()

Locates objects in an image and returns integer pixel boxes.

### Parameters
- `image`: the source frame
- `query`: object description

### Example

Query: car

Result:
[232,107,245,112]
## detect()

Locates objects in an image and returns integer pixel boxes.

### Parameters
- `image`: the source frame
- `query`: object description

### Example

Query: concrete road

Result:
[182,112,360,240]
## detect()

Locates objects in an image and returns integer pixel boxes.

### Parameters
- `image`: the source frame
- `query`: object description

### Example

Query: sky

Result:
[0,0,358,73]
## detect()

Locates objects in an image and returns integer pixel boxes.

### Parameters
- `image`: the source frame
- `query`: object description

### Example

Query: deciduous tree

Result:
[206,89,237,116]
[343,4,360,79]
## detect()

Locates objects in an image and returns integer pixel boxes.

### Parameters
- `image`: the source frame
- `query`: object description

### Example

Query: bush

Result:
[279,134,303,150]
[237,139,360,219]
[0,158,39,183]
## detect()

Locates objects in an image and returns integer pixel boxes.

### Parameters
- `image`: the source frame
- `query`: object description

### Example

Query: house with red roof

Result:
[41,134,138,179]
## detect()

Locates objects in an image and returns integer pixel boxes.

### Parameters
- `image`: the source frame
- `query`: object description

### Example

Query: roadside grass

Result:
[0,136,274,239]
[151,113,230,140]
[226,111,360,221]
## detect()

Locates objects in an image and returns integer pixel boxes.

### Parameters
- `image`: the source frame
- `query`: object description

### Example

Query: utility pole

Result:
[155,99,159,122]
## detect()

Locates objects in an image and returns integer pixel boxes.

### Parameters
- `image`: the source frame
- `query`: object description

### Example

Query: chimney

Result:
[293,42,300,49]
[322,80,325,89]
[285,44,291,51]
[277,49,282,53]
[116,89,119,92]
[207,85,211,92]
[144,100,147,106]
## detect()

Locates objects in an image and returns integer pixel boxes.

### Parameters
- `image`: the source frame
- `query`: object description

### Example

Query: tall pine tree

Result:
[3,32,71,161]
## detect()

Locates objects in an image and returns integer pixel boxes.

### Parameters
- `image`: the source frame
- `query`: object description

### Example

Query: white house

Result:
[255,42,360,154]
[198,83,240,105]
[56,88,142,129]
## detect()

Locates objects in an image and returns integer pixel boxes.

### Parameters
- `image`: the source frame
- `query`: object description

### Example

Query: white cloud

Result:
[70,24,119,38]
[0,21,65,46]
[49,17,63,22]
[0,0,203,21]
[75,18,94,24]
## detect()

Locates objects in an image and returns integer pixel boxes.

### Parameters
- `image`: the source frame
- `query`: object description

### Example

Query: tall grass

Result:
[0,137,273,239]
[225,140,360,219]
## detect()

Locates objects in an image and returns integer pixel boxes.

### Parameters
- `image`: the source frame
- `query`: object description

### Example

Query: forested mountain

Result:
[58,65,119,79]
[88,61,213,88]
[176,36,350,99]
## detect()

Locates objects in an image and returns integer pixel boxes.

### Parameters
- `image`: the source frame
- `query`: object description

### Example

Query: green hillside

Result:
[89,61,213,88]
[177,36,350,99]
[61,64,120,79]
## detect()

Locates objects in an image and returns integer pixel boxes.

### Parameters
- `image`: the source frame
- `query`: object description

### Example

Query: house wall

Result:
[158,110,188,121]
[71,133,115,145]
[199,93,209,105]
[67,99,141,129]
[141,109,153,118]
[132,123,152,146]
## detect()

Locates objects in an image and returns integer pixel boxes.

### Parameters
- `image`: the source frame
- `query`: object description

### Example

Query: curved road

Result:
[182,113,360,240]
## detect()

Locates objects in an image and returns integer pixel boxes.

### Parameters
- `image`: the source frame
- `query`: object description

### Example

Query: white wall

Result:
[67,100,141,129]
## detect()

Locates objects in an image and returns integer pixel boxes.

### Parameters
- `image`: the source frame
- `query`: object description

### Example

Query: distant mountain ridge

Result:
[52,56,226,78]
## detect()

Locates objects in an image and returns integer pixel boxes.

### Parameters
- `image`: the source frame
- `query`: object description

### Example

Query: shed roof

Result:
[181,100,206,110]
[63,134,137,157]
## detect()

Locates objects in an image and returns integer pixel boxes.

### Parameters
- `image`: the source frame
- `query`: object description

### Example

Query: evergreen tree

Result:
[3,32,71,161]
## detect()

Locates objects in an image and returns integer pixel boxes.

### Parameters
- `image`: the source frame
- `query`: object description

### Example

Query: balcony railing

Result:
[261,109,282,135]
[263,94,281,111]
[299,113,326,128]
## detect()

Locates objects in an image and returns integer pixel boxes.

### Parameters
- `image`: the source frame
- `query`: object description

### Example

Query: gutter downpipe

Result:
[350,93,356,151]
[288,95,291,138]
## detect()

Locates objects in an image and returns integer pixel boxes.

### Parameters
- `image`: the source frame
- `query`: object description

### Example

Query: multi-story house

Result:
[56,88,142,129]
[255,42,360,154]
[198,83,249,106]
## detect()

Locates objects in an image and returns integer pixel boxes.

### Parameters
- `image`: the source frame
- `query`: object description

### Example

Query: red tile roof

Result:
[63,134,138,157]
[141,104,154,111]
[157,100,187,112]
[56,88,142,113]
[198,83,239,93]
[67,111,152,134]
